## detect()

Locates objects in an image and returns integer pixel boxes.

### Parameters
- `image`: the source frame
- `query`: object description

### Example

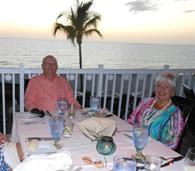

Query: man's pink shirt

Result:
[24,75,81,112]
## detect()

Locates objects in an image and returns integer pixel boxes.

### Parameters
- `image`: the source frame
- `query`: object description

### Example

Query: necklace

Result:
[153,100,171,110]
[142,99,172,126]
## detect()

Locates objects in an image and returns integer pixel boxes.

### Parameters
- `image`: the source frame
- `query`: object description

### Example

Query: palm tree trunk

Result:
[79,43,82,69]
[78,43,83,92]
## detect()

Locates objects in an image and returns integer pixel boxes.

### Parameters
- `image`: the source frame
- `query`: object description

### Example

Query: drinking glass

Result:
[68,103,76,119]
[48,116,64,149]
[132,124,149,161]
[144,155,162,171]
[113,155,136,171]
[63,119,74,138]
[184,147,195,171]
[57,97,68,117]
[90,96,100,115]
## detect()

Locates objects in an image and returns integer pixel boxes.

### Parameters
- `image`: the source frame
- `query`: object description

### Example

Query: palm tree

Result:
[53,0,103,69]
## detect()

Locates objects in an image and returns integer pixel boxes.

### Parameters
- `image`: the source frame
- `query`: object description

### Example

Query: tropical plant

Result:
[53,0,103,69]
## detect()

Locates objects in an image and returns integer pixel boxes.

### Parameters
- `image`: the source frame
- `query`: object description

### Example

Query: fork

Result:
[160,155,183,161]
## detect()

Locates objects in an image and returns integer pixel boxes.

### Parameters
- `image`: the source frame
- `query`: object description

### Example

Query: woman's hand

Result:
[0,132,7,144]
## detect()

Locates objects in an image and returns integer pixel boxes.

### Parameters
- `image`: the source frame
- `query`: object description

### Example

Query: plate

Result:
[81,108,113,117]
[19,113,39,121]
[28,141,56,154]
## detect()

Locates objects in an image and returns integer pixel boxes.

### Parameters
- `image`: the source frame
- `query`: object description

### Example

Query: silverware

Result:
[161,155,183,167]
[27,137,53,141]
[23,121,39,125]
[123,133,133,139]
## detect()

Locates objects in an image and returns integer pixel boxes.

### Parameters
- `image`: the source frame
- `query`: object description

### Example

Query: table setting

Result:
[12,96,187,171]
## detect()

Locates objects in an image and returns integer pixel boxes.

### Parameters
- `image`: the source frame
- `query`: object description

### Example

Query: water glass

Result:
[144,155,162,171]
[90,96,100,114]
[57,98,68,116]
[113,155,136,171]
[133,124,149,160]
[63,119,74,138]
[68,103,76,119]
[48,116,64,148]
[184,147,195,171]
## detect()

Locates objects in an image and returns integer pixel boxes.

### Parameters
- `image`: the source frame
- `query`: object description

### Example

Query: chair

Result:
[171,95,195,155]
[183,83,195,100]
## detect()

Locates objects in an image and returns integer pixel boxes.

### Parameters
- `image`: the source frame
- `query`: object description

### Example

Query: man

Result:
[25,55,81,113]
[0,132,23,171]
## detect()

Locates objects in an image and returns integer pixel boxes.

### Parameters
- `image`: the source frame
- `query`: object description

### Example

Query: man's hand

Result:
[31,108,45,118]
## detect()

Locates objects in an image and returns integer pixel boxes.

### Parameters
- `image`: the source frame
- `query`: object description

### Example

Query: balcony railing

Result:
[1,64,195,134]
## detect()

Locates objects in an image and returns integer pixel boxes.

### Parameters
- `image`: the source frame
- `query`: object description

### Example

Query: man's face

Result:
[42,57,58,78]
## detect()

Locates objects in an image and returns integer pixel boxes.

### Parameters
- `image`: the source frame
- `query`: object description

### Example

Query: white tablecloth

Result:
[13,111,185,171]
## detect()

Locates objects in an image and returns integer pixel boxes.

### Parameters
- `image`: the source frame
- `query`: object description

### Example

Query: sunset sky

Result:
[0,0,195,44]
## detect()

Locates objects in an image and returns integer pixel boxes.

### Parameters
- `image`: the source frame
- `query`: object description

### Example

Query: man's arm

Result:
[63,79,81,109]
[24,78,38,111]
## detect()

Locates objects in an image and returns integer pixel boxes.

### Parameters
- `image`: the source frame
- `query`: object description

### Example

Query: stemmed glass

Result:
[184,147,195,171]
[90,96,100,116]
[57,97,68,117]
[132,124,149,161]
[48,115,64,149]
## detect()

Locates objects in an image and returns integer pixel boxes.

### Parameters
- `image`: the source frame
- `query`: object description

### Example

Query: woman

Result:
[128,72,184,149]
[0,132,23,171]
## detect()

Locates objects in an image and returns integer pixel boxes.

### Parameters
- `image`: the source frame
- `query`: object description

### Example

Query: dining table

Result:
[13,109,185,171]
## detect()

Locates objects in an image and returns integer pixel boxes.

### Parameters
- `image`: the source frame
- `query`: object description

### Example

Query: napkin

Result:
[13,151,72,171]
[77,117,116,140]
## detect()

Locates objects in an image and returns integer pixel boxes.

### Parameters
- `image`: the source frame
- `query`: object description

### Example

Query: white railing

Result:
[1,64,195,133]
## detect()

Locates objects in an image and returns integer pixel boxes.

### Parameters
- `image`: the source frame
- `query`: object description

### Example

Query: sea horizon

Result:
[0,37,195,69]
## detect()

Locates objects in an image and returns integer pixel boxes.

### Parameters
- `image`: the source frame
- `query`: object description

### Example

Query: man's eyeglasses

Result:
[43,63,57,67]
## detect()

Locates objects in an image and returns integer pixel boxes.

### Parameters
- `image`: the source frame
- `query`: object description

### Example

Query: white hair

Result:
[155,72,176,90]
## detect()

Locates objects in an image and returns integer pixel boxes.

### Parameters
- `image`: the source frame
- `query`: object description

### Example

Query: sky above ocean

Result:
[0,0,195,44]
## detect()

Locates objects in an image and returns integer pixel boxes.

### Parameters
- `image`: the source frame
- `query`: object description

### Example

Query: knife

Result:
[123,133,133,139]
[27,137,53,141]
[161,155,183,167]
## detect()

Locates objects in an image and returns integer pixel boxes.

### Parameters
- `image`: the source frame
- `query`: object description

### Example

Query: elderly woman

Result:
[128,72,184,149]
[0,132,23,171]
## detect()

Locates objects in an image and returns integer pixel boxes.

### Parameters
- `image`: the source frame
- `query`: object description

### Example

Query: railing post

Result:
[163,65,170,70]
[97,64,104,97]
[19,63,24,112]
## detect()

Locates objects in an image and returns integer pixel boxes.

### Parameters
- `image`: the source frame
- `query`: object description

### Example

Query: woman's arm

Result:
[163,108,184,149]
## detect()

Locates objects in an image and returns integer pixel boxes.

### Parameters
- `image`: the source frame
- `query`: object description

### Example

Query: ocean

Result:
[0,37,195,69]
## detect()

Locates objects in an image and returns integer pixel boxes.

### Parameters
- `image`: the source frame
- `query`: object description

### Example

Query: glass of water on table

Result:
[90,96,100,116]
[57,97,68,118]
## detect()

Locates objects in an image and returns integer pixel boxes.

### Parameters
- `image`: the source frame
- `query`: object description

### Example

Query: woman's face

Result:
[155,80,174,103]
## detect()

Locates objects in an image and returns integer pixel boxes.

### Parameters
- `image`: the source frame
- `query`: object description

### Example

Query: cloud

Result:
[184,9,195,13]
[125,0,159,13]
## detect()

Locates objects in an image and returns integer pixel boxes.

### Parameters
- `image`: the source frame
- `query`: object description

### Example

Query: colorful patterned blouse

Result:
[0,145,10,171]
[128,97,184,149]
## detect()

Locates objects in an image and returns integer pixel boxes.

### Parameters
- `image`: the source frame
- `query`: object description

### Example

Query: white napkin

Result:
[13,151,72,171]
[3,142,20,169]
[77,117,116,140]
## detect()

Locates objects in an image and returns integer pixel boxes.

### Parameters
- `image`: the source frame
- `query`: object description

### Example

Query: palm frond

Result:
[84,29,103,38]
[83,15,101,30]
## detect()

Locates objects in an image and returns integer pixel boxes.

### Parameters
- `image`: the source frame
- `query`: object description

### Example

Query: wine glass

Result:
[132,124,149,161]
[48,116,64,149]
[184,147,195,171]
[57,97,68,117]
[113,155,136,171]
[90,96,100,115]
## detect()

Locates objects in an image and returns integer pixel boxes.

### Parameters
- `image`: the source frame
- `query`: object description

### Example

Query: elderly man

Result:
[25,55,81,113]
